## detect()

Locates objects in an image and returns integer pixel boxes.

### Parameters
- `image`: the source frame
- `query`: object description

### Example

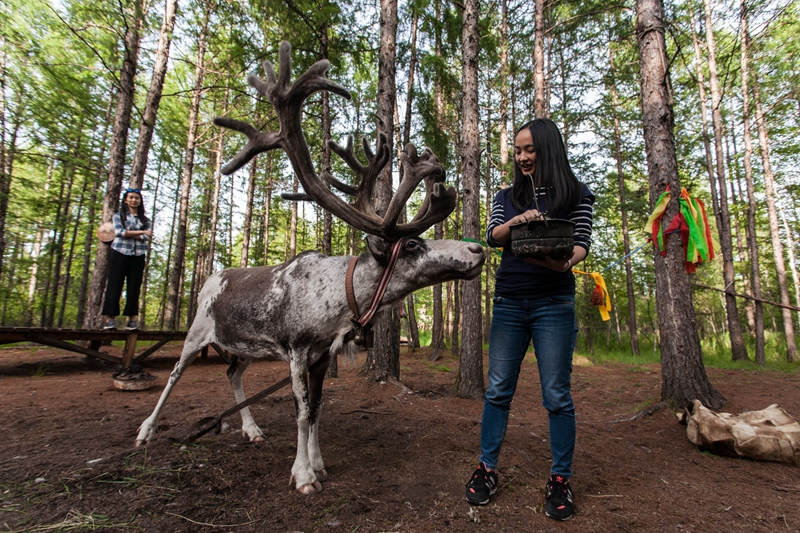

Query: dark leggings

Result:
[101,249,146,317]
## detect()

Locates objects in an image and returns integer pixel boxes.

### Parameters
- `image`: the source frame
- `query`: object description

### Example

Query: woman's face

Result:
[514,128,537,176]
[124,192,142,212]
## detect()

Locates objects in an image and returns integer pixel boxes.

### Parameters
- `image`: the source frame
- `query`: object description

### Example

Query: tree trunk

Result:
[83,0,145,330]
[702,0,748,361]
[455,0,483,400]
[208,98,228,280]
[431,222,445,356]
[26,164,52,325]
[778,202,800,318]
[429,0,445,359]
[129,0,178,190]
[240,155,258,267]
[364,0,400,382]
[140,165,161,326]
[165,13,208,330]
[636,0,725,409]
[263,157,273,263]
[321,27,333,257]
[752,79,798,362]
[533,0,548,119]
[609,40,639,356]
[58,173,88,326]
[158,178,180,328]
[483,114,492,345]
[0,107,20,283]
[738,1,766,364]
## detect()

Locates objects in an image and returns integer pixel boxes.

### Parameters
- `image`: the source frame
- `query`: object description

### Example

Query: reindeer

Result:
[134,42,485,494]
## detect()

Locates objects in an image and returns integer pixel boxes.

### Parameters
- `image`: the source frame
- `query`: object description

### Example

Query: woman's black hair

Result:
[511,118,581,215]
[120,190,151,229]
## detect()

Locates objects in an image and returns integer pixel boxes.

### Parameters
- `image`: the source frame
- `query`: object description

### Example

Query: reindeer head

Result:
[214,41,458,244]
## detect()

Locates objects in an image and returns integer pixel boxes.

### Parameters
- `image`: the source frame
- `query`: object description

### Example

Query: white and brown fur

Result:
[135,236,484,493]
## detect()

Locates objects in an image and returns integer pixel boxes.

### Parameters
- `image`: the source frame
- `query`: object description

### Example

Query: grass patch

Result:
[427,364,453,373]
[30,364,49,378]
[6,509,135,532]
[577,344,800,373]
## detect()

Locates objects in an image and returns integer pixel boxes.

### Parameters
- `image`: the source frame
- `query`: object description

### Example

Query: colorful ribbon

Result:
[644,188,716,273]
[573,269,612,321]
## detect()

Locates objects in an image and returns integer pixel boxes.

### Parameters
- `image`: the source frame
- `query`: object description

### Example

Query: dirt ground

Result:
[0,343,798,533]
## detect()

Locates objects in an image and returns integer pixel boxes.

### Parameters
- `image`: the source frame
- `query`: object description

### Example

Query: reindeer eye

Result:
[405,240,419,250]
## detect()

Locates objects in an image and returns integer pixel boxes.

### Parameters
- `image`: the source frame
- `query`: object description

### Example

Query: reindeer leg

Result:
[135,336,204,446]
[226,357,264,442]
[307,352,331,483]
[288,354,322,494]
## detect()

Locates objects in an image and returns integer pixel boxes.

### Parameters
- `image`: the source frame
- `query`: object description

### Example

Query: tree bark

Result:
[364,0,400,382]
[752,79,798,362]
[738,1,766,364]
[83,0,145,330]
[165,13,208,330]
[636,0,725,409]
[455,0,483,399]
[702,0,748,361]
[129,0,178,190]
[533,0,548,119]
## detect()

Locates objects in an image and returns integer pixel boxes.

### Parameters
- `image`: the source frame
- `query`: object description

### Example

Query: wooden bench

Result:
[0,327,188,367]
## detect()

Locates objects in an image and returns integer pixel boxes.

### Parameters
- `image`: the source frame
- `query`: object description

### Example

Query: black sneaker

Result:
[125,319,139,331]
[103,318,117,330]
[545,474,574,521]
[465,462,498,505]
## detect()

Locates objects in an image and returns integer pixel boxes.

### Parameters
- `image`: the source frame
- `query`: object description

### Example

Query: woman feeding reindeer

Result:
[464,118,594,521]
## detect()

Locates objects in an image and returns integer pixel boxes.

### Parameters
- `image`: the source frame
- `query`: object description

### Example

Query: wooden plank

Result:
[0,327,187,345]
[122,332,139,367]
[133,337,171,364]
[32,335,122,364]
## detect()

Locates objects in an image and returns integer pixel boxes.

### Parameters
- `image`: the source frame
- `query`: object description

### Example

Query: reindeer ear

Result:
[366,235,391,264]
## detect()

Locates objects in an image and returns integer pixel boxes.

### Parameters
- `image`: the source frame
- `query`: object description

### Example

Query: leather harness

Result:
[344,239,405,345]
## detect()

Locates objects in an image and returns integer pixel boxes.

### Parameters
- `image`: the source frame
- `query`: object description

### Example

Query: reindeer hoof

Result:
[296,482,323,494]
[315,469,328,482]
[250,434,265,443]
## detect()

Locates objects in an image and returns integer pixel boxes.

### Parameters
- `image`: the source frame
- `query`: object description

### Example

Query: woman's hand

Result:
[508,209,544,226]
[523,245,587,272]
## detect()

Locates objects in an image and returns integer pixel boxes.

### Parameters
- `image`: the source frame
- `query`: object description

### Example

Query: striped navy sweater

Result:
[486,184,595,299]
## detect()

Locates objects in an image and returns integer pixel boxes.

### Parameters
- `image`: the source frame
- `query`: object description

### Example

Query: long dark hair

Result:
[119,189,151,229]
[511,118,581,215]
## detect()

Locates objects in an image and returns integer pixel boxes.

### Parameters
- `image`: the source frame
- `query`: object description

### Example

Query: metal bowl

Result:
[510,218,574,259]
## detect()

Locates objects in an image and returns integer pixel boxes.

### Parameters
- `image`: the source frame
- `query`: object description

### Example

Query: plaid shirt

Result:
[111,212,150,256]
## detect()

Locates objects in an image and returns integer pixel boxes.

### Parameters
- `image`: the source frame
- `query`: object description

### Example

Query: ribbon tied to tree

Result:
[644,188,717,273]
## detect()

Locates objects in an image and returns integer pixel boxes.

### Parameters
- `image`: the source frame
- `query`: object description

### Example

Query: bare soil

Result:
[1,343,798,533]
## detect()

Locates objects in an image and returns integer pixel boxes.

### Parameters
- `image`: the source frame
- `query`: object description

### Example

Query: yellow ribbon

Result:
[572,269,612,321]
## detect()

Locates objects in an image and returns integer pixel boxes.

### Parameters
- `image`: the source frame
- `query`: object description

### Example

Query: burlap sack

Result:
[685,400,800,466]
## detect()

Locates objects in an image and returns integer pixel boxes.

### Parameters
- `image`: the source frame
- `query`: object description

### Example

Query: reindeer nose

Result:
[467,243,483,254]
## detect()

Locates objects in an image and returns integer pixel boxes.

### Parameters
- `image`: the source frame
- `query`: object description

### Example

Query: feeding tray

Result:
[112,366,156,391]
[510,218,574,259]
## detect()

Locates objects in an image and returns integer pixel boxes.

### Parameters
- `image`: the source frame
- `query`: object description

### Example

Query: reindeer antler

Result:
[214,41,456,242]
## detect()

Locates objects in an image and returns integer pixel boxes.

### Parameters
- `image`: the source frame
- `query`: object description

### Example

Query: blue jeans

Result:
[479,295,577,478]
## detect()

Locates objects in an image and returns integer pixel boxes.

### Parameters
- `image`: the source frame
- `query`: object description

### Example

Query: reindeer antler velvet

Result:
[214,41,456,241]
